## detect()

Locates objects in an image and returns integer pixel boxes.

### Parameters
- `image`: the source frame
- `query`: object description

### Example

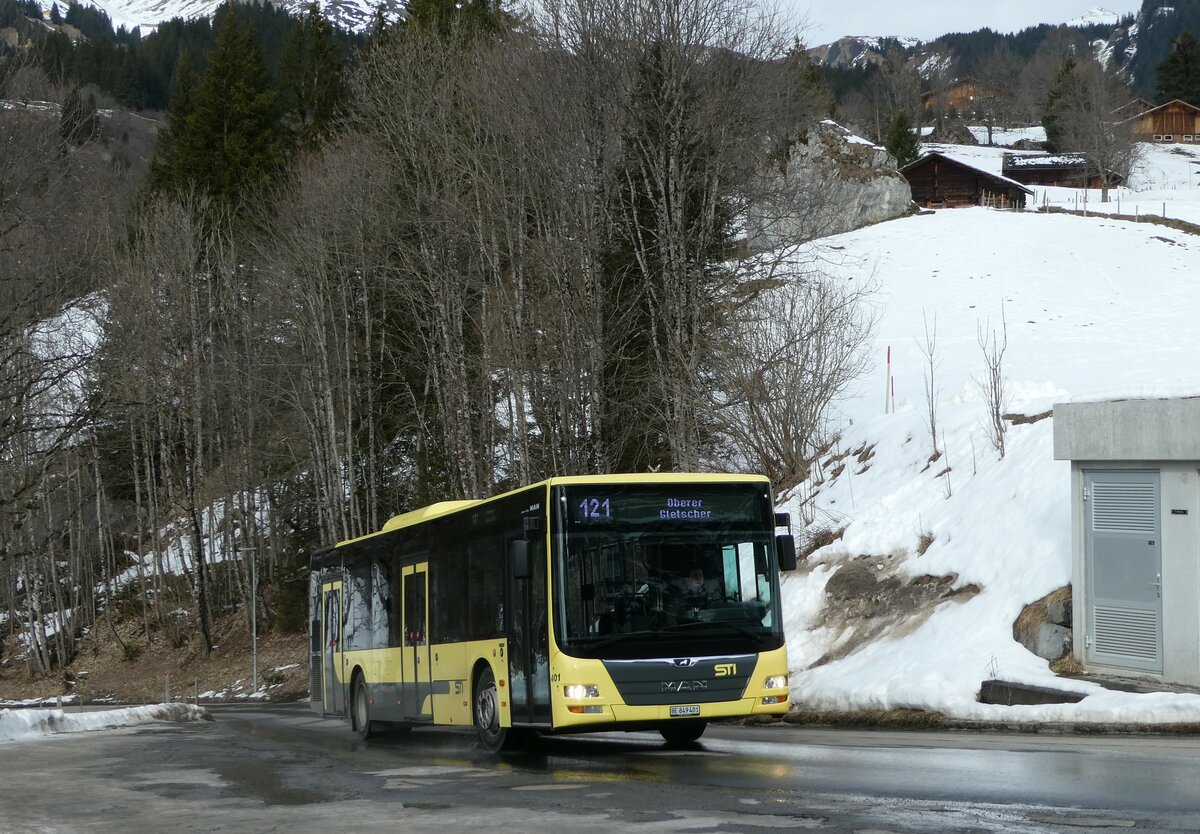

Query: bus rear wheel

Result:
[474,667,515,752]
[659,720,706,746]
[352,674,375,741]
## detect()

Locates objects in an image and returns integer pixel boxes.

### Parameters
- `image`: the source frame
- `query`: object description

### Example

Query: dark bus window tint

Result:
[345,560,372,650]
[467,537,504,640]
[374,559,397,648]
[405,572,427,645]
[431,538,466,643]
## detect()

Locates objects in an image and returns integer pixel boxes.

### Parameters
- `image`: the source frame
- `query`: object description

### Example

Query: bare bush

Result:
[719,262,876,494]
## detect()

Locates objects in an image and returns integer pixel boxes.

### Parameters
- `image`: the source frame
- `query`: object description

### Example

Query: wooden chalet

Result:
[1122,99,1200,144]
[921,77,980,114]
[1001,153,1123,188]
[901,152,1033,210]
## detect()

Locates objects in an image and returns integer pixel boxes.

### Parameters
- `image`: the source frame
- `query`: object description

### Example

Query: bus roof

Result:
[334,472,770,548]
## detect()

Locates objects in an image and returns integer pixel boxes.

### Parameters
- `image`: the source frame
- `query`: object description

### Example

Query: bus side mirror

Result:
[776,534,798,572]
[511,540,532,580]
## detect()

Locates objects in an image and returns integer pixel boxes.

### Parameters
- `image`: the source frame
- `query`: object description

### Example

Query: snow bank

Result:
[0,704,210,744]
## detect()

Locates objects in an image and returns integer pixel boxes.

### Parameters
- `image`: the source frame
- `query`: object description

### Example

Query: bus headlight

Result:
[564,684,600,699]
[764,675,788,690]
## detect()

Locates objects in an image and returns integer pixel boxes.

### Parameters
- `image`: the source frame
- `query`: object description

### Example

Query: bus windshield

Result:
[554,484,784,658]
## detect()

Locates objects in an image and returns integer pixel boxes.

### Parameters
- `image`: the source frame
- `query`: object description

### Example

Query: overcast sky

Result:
[792,1,1142,47]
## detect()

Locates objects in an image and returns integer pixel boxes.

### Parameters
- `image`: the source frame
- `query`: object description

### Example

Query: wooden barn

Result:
[1001,153,1123,188]
[900,152,1033,209]
[1122,99,1200,144]
[921,77,981,114]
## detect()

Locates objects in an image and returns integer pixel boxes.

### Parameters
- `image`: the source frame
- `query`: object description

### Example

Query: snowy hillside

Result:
[779,141,1200,722]
[39,0,401,32]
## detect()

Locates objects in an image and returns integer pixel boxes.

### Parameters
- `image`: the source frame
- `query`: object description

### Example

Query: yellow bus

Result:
[309,473,797,750]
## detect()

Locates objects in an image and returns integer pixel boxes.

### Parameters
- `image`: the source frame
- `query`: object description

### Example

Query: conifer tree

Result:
[1156,30,1200,105]
[1042,56,1077,153]
[884,110,919,168]
[280,3,346,150]
[146,53,196,195]
[147,12,287,210]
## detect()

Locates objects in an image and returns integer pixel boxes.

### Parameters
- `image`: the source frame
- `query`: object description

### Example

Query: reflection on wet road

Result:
[2,703,1200,833]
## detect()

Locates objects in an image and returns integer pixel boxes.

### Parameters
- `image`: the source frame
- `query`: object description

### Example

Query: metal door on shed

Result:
[1084,470,1163,673]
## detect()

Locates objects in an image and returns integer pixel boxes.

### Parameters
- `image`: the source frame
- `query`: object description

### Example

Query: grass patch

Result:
[1050,653,1085,676]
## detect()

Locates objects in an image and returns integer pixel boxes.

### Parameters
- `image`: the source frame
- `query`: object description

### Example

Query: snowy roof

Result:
[1003,153,1089,171]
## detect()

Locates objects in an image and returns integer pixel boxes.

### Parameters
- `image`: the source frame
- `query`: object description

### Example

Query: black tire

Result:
[474,666,515,752]
[659,720,706,746]
[352,674,375,740]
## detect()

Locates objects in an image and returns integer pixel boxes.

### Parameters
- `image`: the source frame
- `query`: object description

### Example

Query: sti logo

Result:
[714,663,737,677]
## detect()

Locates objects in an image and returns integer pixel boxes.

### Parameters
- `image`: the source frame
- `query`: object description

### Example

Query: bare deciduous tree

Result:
[1049,59,1142,202]
[920,310,940,461]
[976,310,1008,460]
[975,46,1022,144]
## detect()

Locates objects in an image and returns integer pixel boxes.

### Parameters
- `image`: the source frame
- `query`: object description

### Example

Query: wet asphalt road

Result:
[3,703,1200,833]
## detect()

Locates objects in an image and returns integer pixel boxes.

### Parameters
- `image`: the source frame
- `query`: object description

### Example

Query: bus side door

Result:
[509,531,551,725]
[321,581,344,716]
[402,562,432,720]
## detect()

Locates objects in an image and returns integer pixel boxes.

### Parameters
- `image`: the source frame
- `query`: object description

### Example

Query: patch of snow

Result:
[0,703,207,743]
[818,119,883,150]
[1066,7,1119,28]
[0,695,79,708]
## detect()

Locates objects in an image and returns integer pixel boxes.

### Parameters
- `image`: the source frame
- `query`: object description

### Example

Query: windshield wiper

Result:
[659,620,769,644]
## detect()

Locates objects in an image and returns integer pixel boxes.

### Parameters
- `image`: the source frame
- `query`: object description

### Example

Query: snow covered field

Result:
[0,703,208,744]
[779,148,1200,722]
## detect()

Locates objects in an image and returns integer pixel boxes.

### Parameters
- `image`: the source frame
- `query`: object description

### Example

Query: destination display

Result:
[563,486,765,528]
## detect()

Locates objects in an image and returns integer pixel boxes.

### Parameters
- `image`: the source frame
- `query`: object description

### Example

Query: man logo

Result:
[715,663,736,677]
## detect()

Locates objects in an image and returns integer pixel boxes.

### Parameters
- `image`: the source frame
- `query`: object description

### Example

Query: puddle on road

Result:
[214,758,328,806]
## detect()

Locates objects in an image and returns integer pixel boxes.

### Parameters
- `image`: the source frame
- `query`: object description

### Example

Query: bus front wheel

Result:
[659,720,706,746]
[352,674,375,741]
[474,667,513,752]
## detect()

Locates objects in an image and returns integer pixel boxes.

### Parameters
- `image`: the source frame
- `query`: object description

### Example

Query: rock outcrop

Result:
[1014,586,1073,662]
[745,120,915,251]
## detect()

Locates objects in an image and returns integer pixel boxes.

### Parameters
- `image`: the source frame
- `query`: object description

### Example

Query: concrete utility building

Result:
[1053,398,1200,686]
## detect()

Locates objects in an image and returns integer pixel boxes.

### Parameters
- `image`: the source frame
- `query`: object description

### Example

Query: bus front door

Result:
[509,533,551,726]
[321,582,344,716]
[402,563,432,720]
